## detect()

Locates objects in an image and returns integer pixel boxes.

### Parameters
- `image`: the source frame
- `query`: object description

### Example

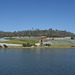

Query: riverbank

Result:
[0,46,75,49]
[0,38,75,49]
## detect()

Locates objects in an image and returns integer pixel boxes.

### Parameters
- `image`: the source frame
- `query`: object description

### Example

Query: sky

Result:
[0,0,75,33]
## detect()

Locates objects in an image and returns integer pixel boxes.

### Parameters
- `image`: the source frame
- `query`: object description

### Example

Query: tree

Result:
[3,44,8,48]
[26,43,31,47]
[23,43,26,47]
[0,45,2,48]
[71,36,74,39]
[40,39,43,47]
[45,44,51,46]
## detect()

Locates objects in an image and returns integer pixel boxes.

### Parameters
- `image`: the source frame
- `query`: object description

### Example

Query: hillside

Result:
[0,29,75,37]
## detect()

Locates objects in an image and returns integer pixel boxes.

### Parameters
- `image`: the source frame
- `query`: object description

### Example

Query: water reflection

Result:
[0,49,75,54]
[0,49,75,75]
[21,49,75,55]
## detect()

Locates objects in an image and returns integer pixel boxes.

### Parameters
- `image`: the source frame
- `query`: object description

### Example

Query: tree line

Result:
[0,29,75,37]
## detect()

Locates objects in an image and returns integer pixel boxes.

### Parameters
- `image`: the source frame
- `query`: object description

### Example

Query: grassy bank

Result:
[0,37,75,49]
[1,45,75,49]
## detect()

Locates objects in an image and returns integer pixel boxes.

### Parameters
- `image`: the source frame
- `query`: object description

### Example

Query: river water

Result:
[0,49,75,75]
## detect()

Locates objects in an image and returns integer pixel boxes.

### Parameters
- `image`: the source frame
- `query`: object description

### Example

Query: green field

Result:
[1,38,75,47]
[0,38,39,45]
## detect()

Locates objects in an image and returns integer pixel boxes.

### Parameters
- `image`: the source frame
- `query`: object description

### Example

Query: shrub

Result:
[26,43,31,47]
[45,44,51,46]
[71,46,74,47]
[52,38,54,40]
[23,43,26,47]
[3,44,8,48]
[71,36,74,39]
[0,45,2,48]
[23,43,32,47]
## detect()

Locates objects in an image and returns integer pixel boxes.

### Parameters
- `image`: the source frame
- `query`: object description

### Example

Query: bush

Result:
[23,43,31,47]
[23,43,26,47]
[45,44,51,46]
[52,38,54,40]
[0,45,2,48]
[71,46,74,47]
[71,36,74,39]
[26,43,31,47]
[3,44,8,48]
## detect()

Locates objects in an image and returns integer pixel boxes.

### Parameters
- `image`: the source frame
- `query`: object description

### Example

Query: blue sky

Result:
[0,0,75,33]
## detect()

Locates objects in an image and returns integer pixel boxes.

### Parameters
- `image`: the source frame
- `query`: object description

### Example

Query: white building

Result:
[35,43,40,47]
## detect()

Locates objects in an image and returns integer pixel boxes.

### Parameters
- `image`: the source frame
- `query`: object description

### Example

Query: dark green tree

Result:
[0,45,2,48]
[26,43,31,47]
[23,43,26,47]
[71,36,74,39]
[3,44,8,48]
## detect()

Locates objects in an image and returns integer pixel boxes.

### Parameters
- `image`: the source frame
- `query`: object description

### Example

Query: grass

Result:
[1,45,75,49]
[1,38,75,49]
[1,40,26,44]
[0,38,75,49]
[1,38,39,45]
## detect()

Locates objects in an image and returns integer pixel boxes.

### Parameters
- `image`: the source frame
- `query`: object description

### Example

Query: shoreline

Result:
[0,46,75,49]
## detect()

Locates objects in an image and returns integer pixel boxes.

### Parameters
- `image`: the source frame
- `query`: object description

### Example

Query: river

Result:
[0,49,75,75]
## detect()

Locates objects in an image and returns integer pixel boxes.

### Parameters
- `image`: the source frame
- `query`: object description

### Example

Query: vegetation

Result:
[23,43,32,47]
[1,38,39,45]
[45,44,51,46]
[1,44,75,49]
[23,43,26,47]
[3,44,8,48]
[0,29,75,37]
[0,45,2,48]
[0,29,75,48]
[71,36,74,39]
[26,43,31,47]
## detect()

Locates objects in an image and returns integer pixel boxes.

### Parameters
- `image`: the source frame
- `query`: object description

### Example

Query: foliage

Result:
[45,44,51,46]
[26,43,31,47]
[23,43,32,47]
[71,36,74,39]
[0,45,2,48]
[0,29,75,37]
[52,38,54,40]
[23,43,26,47]
[3,44,8,48]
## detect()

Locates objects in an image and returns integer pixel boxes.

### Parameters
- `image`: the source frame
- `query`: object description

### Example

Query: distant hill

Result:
[0,29,75,37]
